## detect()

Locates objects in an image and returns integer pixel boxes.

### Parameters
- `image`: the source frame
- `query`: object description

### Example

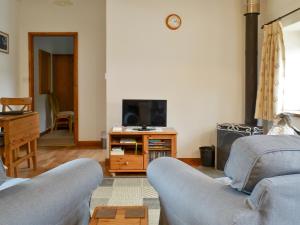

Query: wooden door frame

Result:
[28,32,79,145]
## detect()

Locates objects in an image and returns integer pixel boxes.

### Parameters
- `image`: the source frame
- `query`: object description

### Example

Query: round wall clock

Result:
[165,14,182,30]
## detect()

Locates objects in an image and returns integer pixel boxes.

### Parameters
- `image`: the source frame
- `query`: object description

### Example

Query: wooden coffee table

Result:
[89,206,148,225]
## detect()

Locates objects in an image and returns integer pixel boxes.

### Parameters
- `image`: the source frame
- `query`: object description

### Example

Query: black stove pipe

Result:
[244,0,260,125]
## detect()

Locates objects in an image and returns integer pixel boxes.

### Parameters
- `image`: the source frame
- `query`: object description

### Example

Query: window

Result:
[283,23,300,112]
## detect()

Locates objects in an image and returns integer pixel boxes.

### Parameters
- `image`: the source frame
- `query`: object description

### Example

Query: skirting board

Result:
[77,141,102,147]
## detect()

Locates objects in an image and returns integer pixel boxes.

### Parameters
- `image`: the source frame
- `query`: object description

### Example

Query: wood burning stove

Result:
[217,123,263,170]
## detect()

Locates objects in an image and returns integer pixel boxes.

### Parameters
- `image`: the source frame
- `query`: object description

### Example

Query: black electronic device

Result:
[122,99,167,130]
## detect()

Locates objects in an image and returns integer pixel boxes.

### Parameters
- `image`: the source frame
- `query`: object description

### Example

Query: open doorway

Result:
[28,32,78,146]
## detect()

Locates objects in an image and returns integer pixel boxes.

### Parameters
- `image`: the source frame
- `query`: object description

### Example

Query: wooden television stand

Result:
[109,127,177,175]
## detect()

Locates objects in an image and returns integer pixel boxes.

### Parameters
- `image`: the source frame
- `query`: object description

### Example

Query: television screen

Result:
[122,99,167,127]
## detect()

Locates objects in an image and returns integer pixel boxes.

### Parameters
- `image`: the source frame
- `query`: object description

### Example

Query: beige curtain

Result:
[255,21,285,121]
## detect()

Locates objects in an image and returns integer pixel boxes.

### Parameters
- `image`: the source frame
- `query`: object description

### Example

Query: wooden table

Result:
[89,206,148,225]
[0,112,40,177]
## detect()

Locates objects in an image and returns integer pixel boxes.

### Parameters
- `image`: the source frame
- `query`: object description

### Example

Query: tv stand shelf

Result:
[109,128,177,174]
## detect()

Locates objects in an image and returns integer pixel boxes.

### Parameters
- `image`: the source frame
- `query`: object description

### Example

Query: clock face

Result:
[166,14,182,30]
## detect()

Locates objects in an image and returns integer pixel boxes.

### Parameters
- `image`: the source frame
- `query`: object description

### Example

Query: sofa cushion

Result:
[224,135,300,193]
[245,174,300,225]
[0,159,7,186]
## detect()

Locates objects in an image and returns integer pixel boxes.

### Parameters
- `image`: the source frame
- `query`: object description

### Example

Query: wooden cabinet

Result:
[110,155,144,170]
[109,128,177,174]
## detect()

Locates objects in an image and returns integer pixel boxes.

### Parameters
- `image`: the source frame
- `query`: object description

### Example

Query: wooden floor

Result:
[18,146,107,178]
[17,146,201,178]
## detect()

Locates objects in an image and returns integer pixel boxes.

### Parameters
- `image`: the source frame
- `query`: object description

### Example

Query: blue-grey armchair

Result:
[0,158,103,225]
[148,135,300,225]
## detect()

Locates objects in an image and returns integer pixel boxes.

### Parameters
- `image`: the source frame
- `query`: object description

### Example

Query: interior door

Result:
[52,54,74,111]
[39,50,51,94]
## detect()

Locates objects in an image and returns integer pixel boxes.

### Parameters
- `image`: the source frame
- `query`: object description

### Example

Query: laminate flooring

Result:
[18,146,107,178]
[17,146,202,178]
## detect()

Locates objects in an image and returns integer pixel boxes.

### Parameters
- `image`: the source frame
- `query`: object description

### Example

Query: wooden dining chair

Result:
[0,97,32,112]
[0,97,33,176]
[48,93,74,133]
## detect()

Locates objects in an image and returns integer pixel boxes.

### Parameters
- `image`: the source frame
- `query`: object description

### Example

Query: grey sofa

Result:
[148,135,300,225]
[0,158,103,225]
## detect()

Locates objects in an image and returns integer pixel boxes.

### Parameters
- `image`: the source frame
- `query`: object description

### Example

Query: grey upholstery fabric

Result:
[0,158,103,225]
[246,174,300,225]
[224,135,300,193]
[148,157,300,225]
[148,157,257,225]
[0,158,7,185]
[0,178,29,191]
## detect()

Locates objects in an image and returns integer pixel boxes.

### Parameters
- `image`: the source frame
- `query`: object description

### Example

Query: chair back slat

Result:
[0,97,32,112]
[48,93,60,117]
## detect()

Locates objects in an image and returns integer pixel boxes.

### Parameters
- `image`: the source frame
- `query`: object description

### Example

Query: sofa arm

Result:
[0,158,103,225]
[246,174,300,225]
[147,157,251,225]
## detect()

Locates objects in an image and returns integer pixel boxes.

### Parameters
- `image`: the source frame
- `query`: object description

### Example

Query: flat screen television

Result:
[122,99,167,130]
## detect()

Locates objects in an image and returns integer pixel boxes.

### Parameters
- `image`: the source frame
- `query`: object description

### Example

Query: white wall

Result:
[34,37,74,132]
[0,0,19,97]
[261,0,300,128]
[107,0,245,158]
[18,0,106,141]
[262,0,300,25]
